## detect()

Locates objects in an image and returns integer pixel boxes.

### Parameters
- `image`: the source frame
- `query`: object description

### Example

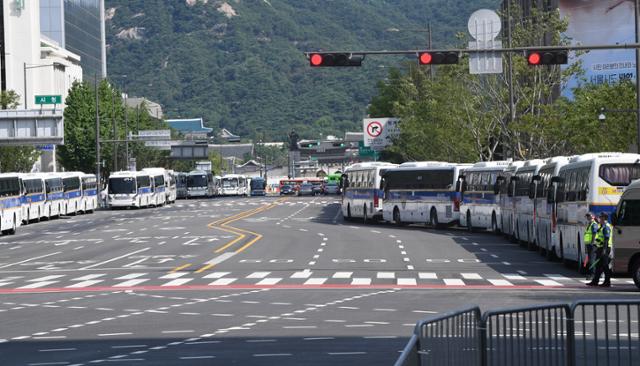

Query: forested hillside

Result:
[105,0,498,141]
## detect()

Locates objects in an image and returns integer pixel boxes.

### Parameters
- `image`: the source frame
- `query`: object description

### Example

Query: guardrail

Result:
[395,300,640,366]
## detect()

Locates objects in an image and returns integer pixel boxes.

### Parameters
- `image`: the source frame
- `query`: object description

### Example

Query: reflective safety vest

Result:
[583,221,597,244]
[595,223,613,248]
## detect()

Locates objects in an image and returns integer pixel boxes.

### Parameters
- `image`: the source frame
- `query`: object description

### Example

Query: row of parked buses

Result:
[340,153,640,286]
[174,171,255,199]
[0,172,98,235]
[107,168,176,209]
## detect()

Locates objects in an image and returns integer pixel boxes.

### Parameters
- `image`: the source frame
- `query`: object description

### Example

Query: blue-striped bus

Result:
[512,159,545,247]
[60,172,83,216]
[498,161,525,238]
[458,161,511,232]
[341,162,397,223]
[381,162,470,227]
[20,174,47,223]
[43,174,65,219]
[0,173,23,235]
[81,174,98,213]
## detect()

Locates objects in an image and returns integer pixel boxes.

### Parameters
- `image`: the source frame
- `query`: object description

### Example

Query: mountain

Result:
[105,0,499,141]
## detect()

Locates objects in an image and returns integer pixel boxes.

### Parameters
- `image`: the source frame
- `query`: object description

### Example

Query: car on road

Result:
[324,181,340,195]
[280,185,295,195]
[311,182,323,195]
[297,183,314,196]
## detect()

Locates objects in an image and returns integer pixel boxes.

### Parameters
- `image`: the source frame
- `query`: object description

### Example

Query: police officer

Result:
[583,212,599,280]
[587,212,613,287]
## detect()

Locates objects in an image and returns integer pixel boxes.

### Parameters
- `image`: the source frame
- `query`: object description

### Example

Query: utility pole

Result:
[506,0,515,159]
[23,62,27,109]
[94,73,101,191]
[124,93,129,168]
[111,87,117,172]
[636,0,640,153]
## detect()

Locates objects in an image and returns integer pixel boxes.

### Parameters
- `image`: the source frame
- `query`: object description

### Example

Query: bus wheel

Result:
[491,213,500,234]
[347,204,352,221]
[429,208,439,229]
[466,211,473,232]
[393,207,403,227]
[8,216,16,235]
[363,205,368,224]
[36,208,41,223]
[631,257,640,289]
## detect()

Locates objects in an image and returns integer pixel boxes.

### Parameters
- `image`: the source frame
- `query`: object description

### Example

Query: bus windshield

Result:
[109,177,136,194]
[251,179,265,189]
[223,179,238,188]
[187,175,208,188]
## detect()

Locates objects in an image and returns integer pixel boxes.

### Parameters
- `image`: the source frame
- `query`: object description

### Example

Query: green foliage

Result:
[0,90,20,109]
[0,90,40,172]
[105,0,498,141]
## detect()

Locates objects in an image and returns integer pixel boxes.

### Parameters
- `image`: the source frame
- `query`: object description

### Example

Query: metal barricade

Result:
[482,304,572,366]
[572,300,640,366]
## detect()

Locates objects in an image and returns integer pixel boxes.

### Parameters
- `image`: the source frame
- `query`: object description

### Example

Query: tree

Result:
[0,90,40,172]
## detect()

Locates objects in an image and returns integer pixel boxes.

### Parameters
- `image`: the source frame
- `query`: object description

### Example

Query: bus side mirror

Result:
[550,176,563,184]
[611,212,618,226]
[494,176,505,195]
[547,185,556,204]
[528,182,536,200]
[380,178,386,191]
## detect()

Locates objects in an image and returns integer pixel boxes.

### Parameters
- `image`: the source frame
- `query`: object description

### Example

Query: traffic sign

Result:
[138,129,171,140]
[358,141,377,158]
[366,121,383,138]
[363,118,400,151]
[468,9,503,75]
[35,95,62,105]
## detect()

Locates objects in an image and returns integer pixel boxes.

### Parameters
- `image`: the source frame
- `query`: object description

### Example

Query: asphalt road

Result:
[0,196,637,365]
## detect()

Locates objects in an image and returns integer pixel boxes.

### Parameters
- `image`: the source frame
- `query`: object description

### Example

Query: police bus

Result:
[549,152,640,265]
[186,170,215,198]
[512,159,545,247]
[60,172,83,215]
[341,162,397,222]
[0,173,23,235]
[532,156,572,258]
[458,161,511,232]
[221,174,249,196]
[20,174,47,223]
[250,177,267,196]
[43,174,65,219]
[108,171,147,208]
[148,171,167,207]
[143,168,176,204]
[381,162,470,227]
[498,161,525,238]
[80,174,98,213]
[176,172,188,199]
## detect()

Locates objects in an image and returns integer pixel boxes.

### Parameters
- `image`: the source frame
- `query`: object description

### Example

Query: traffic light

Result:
[418,51,459,65]
[526,50,568,65]
[309,53,364,67]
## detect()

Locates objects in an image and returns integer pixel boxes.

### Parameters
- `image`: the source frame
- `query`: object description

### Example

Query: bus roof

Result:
[398,161,449,168]
[345,162,397,171]
[188,170,208,175]
[109,171,145,178]
[568,152,640,164]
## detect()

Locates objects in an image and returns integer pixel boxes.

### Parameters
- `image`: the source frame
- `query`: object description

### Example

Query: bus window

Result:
[599,164,640,186]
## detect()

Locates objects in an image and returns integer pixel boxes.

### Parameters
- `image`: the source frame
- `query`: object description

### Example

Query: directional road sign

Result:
[35,95,62,105]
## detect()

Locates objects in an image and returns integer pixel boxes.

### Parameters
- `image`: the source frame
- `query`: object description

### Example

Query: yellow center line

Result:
[171,263,192,273]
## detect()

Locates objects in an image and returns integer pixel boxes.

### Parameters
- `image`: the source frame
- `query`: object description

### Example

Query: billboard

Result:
[560,0,636,97]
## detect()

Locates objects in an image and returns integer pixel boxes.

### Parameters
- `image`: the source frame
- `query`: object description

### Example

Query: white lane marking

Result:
[377,272,395,279]
[71,274,105,281]
[80,248,150,270]
[503,274,527,280]
[351,278,371,285]
[491,254,499,258]
[28,275,65,282]
[0,252,62,269]
[202,272,230,279]
[180,356,215,360]
[113,279,148,287]
[19,281,59,289]
[303,337,335,341]
[98,333,133,337]
[161,278,193,287]
[461,273,482,280]
[443,279,465,286]
[412,310,438,314]
[66,280,103,288]
[204,252,236,266]
[407,265,415,270]
[247,272,271,279]
[419,272,438,279]
[544,274,572,281]
[38,348,77,352]
[161,330,194,334]
[209,278,237,286]
[535,279,563,287]
[211,313,234,317]
[256,278,282,285]
[111,345,148,349]
[253,353,293,357]
[159,272,188,279]
[397,278,417,286]
[282,326,316,329]
[27,363,71,366]
[291,271,313,279]
[308,261,316,265]
[502,261,511,266]
[488,279,514,286]
[328,352,367,355]
[304,278,327,285]
[332,272,353,279]
[115,273,147,280]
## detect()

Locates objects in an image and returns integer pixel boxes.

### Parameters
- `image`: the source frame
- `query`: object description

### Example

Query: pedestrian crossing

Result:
[0,270,628,291]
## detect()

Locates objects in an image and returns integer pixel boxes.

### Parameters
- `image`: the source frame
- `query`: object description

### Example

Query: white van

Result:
[612,179,640,289]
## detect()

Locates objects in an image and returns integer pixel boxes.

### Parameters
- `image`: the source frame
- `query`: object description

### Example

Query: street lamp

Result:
[598,108,606,122]
[23,62,66,109]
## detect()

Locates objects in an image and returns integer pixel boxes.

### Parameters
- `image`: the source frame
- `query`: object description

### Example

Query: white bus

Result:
[149,171,167,207]
[458,161,511,232]
[550,153,640,265]
[382,162,470,227]
[60,172,83,215]
[498,161,525,238]
[143,168,176,204]
[0,174,23,235]
[108,171,153,209]
[341,162,397,222]
[19,174,47,223]
[186,170,215,198]
[512,159,545,248]
[43,174,65,219]
[176,172,188,199]
[532,156,572,259]
[221,174,248,196]
[81,174,98,213]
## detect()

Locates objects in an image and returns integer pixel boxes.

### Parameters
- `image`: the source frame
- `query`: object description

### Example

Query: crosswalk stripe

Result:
[535,279,563,286]
[397,278,417,286]
[544,274,572,281]
[19,281,59,289]
[291,271,313,279]
[202,272,230,279]
[209,278,237,286]
[443,279,465,286]
[162,278,193,286]
[503,274,526,281]
[0,282,13,287]
[115,273,147,280]
[113,279,149,287]
[28,275,65,282]
[461,273,482,280]
[488,279,513,286]
[67,280,104,288]
[256,278,282,285]
[247,272,271,279]
[71,274,106,281]
[160,272,189,279]
[333,272,353,279]
[377,272,395,279]
[419,272,438,279]
[304,278,327,285]
[351,278,371,285]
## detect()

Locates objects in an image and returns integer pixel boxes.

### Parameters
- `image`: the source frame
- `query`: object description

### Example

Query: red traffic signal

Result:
[417,51,459,65]
[526,50,568,65]
[308,53,363,67]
